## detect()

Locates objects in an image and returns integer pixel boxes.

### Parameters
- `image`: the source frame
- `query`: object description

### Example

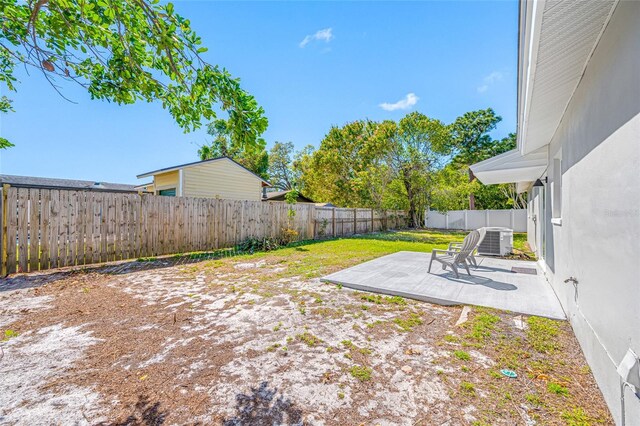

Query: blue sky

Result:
[0,1,518,184]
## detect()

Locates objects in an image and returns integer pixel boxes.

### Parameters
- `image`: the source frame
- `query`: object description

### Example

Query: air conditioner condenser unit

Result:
[477,227,513,256]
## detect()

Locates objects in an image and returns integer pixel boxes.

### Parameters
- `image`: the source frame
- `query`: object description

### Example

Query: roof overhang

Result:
[470,0,618,188]
[517,0,618,155]
[137,156,272,187]
[470,147,547,186]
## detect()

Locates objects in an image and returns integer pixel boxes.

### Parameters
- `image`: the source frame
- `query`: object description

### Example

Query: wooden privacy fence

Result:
[1,186,408,274]
[314,207,407,238]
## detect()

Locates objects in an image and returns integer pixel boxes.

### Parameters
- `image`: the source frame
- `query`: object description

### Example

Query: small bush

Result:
[281,228,299,245]
[235,236,282,253]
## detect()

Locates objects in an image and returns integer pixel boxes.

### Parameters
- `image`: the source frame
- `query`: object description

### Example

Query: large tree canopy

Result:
[267,141,297,191]
[298,110,522,222]
[0,0,268,148]
[380,112,449,227]
[296,120,386,208]
[448,108,502,209]
[198,119,269,179]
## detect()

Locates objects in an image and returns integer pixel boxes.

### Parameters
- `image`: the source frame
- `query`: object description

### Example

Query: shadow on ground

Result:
[223,382,305,426]
[97,395,167,426]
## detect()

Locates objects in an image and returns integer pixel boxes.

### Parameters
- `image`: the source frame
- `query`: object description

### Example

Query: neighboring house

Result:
[262,190,315,203]
[0,174,139,193]
[137,156,271,201]
[471,1,639,424]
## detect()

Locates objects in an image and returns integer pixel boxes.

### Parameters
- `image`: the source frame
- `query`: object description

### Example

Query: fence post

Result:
[464,210,468,230]
[353,209,357,235]
[510,209,515,230]
[371,209,374,232]
[445,212,449,229]
[332,208,336,238]
[308,205,315,239]
[485,210,490,227]
[1,184,7,276]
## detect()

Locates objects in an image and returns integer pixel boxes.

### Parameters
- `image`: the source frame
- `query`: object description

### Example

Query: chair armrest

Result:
[432,249,458,255]
[448,242,463,249]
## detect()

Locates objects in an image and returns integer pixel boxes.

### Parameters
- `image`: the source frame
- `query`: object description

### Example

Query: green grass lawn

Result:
[202,229,531,280]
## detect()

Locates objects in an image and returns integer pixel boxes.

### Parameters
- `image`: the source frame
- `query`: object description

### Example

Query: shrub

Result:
[280,228,299,245]
[235,236,282,253]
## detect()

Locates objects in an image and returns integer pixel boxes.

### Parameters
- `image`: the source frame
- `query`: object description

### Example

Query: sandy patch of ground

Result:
[0,254,612,425]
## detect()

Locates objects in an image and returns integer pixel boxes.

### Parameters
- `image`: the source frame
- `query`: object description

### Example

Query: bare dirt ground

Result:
[0,251,613,425]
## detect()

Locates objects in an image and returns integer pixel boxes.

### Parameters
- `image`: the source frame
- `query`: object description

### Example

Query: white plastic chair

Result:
[447,227,487,267]
[428,230,481,278]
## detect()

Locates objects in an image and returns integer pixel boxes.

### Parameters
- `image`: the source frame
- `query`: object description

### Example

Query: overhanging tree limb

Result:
[0,0,267,148]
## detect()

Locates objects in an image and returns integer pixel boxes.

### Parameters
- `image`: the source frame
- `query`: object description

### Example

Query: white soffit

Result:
[470,147,548,185]
[519,0,617,155]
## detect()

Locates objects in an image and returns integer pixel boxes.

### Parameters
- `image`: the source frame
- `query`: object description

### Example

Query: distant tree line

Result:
[198,108,525,227]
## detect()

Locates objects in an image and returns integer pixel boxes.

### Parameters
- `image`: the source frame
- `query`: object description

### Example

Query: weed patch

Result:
[3,329,18,341]
[561,407,599,426]
[349,365,372,382]
[547,382,569,396]
[459,381,476,395]
[527,317,560,353]
[393,313,423,332]
[465,312,500,343]
[296,332,322,347]
[453,350,471,361]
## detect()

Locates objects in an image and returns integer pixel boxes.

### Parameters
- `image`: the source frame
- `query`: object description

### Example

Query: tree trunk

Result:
[468,168,476,210]
[403,180,418,228]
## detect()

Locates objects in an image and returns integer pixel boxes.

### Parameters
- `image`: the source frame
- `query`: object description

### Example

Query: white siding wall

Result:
[535,2,640,423]
[182,159,263,201]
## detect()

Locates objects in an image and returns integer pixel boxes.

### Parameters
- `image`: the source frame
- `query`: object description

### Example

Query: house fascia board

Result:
[470,147,548,186]
[137,156,272,187]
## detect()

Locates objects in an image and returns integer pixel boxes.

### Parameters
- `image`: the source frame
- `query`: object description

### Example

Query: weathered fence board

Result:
[0,187,408,274]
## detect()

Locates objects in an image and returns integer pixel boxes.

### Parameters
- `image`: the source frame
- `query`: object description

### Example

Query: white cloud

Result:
[477,71,503,93]
[379,93,419,111]
[299,28,334,48]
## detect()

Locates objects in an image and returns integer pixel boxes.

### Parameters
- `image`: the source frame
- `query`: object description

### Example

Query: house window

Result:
[158,188,176,197]
[551,157,562,220]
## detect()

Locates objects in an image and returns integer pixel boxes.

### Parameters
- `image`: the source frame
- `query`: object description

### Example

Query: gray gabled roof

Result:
[0,174,138,193]
[263,190,316,203]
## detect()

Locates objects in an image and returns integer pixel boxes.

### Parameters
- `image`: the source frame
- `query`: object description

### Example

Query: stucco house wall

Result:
[531,2,640,423]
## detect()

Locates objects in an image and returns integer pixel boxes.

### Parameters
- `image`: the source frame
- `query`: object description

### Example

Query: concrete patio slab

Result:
[322,251,565,320]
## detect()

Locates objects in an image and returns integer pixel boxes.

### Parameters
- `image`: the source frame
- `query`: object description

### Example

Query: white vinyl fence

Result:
[425,209,527,232]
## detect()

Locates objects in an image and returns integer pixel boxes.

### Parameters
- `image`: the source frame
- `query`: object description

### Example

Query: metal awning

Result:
[470,147,547,186]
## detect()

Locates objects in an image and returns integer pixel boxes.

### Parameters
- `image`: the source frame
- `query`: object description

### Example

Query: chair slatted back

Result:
[477,227,487,245]
[454,230,481,263]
